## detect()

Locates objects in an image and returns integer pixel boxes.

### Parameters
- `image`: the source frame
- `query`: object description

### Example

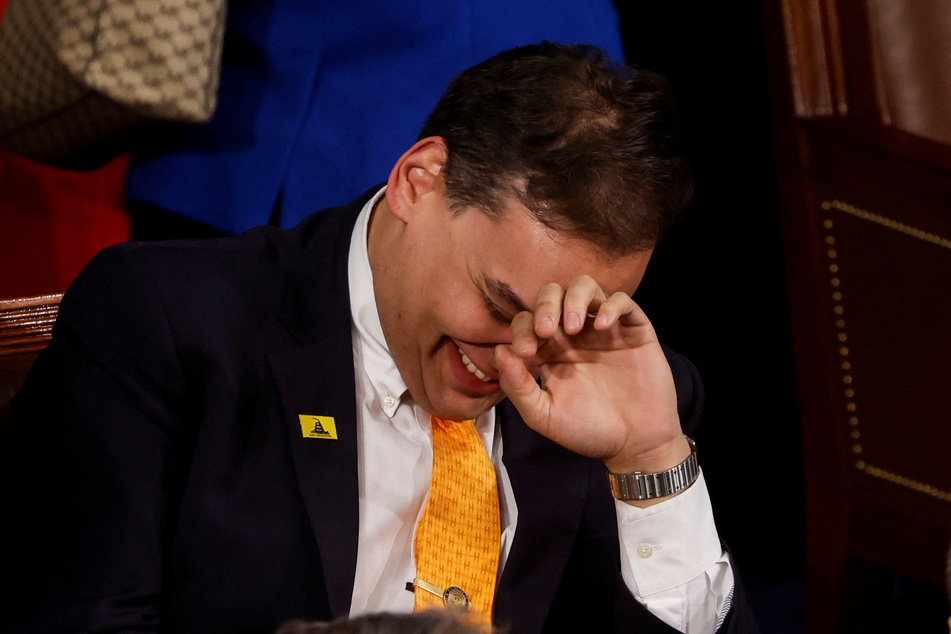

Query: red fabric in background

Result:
[0,0,130,299]
[0,152,130,297]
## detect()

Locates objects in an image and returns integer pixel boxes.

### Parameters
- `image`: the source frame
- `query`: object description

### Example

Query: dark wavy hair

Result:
[419,41,693,255]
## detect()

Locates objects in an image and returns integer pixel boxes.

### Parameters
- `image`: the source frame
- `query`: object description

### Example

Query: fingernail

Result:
[566,312,580,330]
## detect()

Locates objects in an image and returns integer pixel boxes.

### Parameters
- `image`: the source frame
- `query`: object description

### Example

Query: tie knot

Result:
[431,417,479,441]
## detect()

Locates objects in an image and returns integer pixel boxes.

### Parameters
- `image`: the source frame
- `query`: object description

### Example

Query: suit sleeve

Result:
[543,348,760,633]
[0,244,192,633]
[620,347,760,633]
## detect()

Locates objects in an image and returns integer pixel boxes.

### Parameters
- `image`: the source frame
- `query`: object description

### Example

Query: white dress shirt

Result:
[346,188,734,633]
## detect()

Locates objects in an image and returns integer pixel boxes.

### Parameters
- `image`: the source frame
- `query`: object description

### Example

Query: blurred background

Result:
[2,1,951,632]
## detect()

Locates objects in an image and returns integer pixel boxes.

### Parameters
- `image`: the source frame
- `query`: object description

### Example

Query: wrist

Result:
[607,436,698,508]
[604,433,692,475]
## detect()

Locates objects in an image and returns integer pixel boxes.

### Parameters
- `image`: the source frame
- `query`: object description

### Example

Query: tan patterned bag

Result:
[0,0,227,165]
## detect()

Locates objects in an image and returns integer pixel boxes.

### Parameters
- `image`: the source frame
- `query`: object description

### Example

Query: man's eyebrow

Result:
[483,276,531,314]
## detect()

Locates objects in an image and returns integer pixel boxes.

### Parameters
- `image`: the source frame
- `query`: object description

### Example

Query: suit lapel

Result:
[263,191,376,619]
[268,337,358,619]
[495,401,592,634]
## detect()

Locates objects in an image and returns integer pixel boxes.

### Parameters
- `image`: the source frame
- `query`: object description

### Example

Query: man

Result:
[0,43,758,633]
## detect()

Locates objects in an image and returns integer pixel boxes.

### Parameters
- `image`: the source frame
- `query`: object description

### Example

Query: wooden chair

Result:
[0,294,62,445]
[763,1,951,629]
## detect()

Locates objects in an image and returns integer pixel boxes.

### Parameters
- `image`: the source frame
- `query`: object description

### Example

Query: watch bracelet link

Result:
[607,436,698,500]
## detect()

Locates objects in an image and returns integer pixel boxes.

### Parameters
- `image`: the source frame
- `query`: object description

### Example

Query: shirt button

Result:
[636,543,653,559]
[383,395,396,408]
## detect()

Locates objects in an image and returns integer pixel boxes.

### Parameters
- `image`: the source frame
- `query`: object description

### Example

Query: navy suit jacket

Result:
[0,189,758,633]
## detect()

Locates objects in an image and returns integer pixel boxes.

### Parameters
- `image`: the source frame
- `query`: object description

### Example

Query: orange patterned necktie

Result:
[412,416,501,621]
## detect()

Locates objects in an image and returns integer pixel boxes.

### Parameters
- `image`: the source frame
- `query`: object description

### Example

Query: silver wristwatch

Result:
[607,436,699,500]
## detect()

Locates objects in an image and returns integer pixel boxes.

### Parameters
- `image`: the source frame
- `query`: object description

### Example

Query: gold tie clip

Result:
[405,577,471,609]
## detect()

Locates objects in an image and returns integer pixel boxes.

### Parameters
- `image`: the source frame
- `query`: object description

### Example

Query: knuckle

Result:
[606,291,633,308]
[570,274,597,289]
[537,282,564,300]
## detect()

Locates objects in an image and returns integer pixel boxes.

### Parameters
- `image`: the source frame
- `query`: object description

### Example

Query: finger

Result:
[496,344,550,422]
[590,291,638,329]
[611,294,653,328]
[532,283,565,338]
[509,311,540,358]
[563,275,607,334]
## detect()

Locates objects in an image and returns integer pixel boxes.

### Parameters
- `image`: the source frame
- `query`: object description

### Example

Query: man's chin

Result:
[431,391,504,422]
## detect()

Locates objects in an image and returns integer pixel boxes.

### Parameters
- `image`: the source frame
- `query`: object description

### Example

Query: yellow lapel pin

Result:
[298,415,338,440]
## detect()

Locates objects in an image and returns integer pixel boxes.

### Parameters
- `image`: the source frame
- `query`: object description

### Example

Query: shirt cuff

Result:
[615,470,724,597]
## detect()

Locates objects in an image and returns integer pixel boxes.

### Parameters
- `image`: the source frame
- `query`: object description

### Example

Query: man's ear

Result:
[385,136,448,222]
